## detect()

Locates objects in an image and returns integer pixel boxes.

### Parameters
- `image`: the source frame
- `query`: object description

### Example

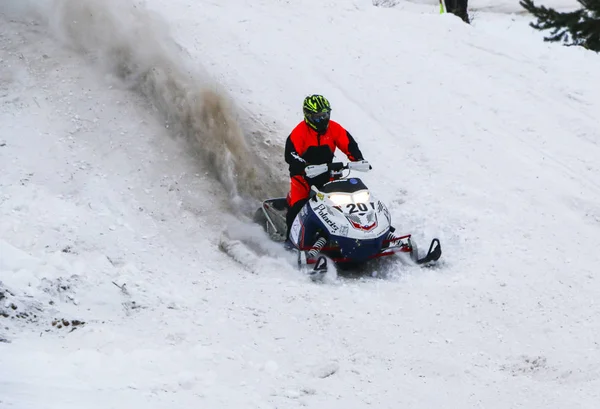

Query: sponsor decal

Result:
[291,152,306,163]
[339,225,349,237]
[315,203,339,232]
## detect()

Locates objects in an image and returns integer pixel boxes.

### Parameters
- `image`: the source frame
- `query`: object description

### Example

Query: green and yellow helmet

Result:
[303,94,331,133]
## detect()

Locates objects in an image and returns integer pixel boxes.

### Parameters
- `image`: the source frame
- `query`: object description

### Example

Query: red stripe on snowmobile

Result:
[383,234,411,244]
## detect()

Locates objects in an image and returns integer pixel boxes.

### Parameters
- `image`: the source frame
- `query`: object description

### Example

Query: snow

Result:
[1,0,600,408]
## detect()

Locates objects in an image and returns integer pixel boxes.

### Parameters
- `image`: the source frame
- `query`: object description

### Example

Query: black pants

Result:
[445,0,469,23]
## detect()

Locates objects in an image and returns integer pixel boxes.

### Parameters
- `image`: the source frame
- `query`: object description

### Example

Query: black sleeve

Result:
[345,131,364,161]
[284,135,307,177]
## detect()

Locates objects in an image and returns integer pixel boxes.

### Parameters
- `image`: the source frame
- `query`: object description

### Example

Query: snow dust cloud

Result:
[0,0,287,212]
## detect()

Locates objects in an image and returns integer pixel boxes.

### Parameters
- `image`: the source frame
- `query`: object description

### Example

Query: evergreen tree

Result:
[519,0,600,52]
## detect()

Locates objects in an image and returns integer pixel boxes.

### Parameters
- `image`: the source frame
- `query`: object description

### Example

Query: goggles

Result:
[308,111,330,123]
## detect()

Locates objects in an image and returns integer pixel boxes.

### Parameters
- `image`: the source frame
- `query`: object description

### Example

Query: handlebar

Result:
[304,160,372,179]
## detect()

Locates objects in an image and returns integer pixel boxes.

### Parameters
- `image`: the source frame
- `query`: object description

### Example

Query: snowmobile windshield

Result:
[321,178,367,194]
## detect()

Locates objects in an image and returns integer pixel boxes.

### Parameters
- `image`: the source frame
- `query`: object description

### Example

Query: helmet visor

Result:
[307,111,330,123]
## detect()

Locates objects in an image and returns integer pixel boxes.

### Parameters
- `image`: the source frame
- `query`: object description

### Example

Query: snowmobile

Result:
[253,160,441,280]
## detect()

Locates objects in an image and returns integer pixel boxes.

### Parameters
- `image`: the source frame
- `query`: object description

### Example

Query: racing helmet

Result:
[303,94,331,133]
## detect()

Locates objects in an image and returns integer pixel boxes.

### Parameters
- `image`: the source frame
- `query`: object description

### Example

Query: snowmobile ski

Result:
[415,238,442,265]
[308,256,328,282]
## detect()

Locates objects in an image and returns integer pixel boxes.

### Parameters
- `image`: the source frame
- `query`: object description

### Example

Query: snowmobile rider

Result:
[284,94,365,242]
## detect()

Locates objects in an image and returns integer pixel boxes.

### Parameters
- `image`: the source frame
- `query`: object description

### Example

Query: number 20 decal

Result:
[346,202,375,214]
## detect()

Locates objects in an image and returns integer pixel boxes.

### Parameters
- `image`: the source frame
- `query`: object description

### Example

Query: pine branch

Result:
[519,0,600,51]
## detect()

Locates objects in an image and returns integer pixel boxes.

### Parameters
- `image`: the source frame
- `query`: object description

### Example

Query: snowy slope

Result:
[2,0,600,408]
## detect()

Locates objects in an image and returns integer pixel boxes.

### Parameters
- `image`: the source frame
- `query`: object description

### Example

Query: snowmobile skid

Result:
[253,161,442,280]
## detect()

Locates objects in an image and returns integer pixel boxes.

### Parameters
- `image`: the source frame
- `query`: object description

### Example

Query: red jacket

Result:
[284,120,364,187]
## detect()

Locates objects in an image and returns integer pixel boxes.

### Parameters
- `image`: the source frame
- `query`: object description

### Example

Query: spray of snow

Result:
[1,0,286,212]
